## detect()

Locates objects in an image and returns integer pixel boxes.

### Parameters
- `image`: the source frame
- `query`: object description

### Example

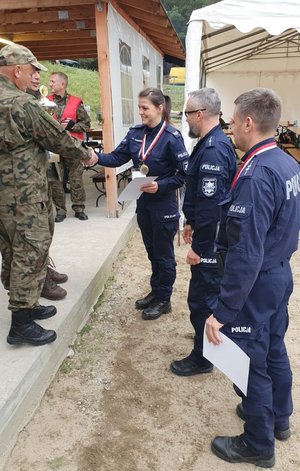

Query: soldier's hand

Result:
[84,149,98,167]
[186,248,201,265]
[183,224,193,244]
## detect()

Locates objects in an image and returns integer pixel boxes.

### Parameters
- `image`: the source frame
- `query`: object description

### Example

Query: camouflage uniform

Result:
[27,88,57,237]
[50,93,91,215]
[0,75,91,311]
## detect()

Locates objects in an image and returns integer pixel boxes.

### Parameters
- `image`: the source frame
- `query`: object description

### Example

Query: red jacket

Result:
[48,94,85,141]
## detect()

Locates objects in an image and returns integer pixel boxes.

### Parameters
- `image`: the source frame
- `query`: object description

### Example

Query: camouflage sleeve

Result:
[72,103,91,133]
[20,99,91,162]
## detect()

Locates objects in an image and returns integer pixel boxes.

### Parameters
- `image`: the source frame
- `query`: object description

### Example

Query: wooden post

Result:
[95,1,118,217]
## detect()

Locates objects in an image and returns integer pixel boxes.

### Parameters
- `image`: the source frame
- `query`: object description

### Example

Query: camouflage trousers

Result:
[50,157,86,215]
[0,203,51,311]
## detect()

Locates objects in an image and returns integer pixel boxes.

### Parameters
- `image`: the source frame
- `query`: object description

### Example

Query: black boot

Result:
[170,355,213,376]
[31,305,57,320]
[142,300,171,320]
[211,435,275,467]
[7,309,57,346]
[135,292,156,310]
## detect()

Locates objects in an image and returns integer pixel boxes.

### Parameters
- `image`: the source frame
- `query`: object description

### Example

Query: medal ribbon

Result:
[139,121,167,162]
[230,141,277,190]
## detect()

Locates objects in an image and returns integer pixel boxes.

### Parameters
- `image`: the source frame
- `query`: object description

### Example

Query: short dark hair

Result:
[234,88,281,134]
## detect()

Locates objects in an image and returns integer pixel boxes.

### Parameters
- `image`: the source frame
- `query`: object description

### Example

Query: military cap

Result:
[0,44,47,71]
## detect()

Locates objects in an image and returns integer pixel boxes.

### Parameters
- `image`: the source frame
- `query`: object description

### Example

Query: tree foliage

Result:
[162,0,219,42]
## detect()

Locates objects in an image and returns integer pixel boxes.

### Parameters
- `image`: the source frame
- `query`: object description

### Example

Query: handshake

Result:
[83,147,99,167]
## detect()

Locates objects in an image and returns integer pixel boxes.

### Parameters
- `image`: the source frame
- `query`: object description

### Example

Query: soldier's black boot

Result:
[7,309,57,346]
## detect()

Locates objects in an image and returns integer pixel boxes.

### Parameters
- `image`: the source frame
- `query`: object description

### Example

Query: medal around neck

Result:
[140,163,149,175]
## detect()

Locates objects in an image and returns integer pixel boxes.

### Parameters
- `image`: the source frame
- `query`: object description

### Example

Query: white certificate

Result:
[203,331,250,396]
[118,176,157,202]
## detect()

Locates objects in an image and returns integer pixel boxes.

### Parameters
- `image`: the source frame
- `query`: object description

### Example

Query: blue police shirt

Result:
[97,121,189,207]
[183,124,237,257]
[215,138,300,325]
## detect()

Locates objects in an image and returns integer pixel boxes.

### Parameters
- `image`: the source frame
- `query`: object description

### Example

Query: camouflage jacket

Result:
[0,75,91,205]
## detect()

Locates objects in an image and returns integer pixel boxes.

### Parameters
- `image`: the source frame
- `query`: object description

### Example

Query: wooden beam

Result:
[110,0,163,56]
[30,46,98,55]
[0,20,96,34]
[13,30,96,42]
[95,3,118,217]
[0,6,94,25]
[0,0,95,9]
[24,39,97,49]
[141,29,178,45]
[37,52,98,59]
[117,0,160,14]
[138,21,174,35]
[118,5,168,26]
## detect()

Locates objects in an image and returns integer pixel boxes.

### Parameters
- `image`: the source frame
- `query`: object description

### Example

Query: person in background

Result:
[219,111,228,129]
[170,88,236,376]
[48,71,91,222]
[0,44,97,346]
[96,87,189,320]
[27,70,68,301]
[206,88,300,467]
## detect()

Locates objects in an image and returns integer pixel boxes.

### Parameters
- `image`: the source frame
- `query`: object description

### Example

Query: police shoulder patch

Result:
[228,201,252,218]
[200,161,222,174]
[202,177,217,197]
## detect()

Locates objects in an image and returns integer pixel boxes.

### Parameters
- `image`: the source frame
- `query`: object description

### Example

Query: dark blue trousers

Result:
[137,207,178,301]
[188,263,221,362]
[222,261,293,455]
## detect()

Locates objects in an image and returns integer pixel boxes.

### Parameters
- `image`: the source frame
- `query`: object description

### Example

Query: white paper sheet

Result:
[203,331,250,396]
[118,176,157,202]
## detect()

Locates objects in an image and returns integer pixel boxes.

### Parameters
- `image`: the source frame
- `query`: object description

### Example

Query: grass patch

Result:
[80,324,92,337]
[163,84,185,112]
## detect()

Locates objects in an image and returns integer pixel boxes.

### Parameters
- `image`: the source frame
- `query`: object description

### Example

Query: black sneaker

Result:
[236,403,291,441]
[211,435,275,468]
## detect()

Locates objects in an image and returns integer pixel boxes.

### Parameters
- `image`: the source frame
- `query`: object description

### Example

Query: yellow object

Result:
[169,67,185,85]
[39,84,48,97]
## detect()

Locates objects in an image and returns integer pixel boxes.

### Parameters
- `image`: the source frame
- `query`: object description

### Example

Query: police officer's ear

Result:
[244,116,254,133]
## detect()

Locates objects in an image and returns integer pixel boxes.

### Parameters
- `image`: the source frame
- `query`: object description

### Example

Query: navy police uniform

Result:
[98,121,188,301]
[183,124,236,364]
[215,138,300,456]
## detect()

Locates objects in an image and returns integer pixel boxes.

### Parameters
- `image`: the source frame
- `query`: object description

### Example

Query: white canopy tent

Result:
[184,0,300,148]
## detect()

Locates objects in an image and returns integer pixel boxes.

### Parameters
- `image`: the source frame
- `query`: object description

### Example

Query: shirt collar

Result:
[242,138,276,161]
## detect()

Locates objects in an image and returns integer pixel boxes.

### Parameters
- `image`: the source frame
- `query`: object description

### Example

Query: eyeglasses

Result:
[184,108,206,118]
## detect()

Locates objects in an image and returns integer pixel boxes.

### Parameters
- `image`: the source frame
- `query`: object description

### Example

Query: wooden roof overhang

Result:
[0,0,185,64]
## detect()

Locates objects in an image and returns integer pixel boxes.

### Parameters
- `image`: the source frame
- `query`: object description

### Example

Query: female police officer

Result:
[97,88,189,320]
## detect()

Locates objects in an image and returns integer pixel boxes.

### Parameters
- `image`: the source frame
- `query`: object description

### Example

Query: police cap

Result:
[0,44,47,71]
